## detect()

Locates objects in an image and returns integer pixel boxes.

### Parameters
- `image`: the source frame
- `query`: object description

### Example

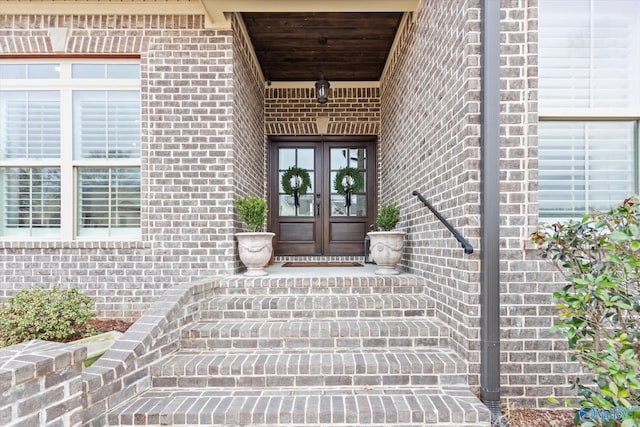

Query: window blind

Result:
[1,167,61,236]
[73,91,140,160]
[0,60,141,240]
[0,91,60,159]
[77,168,140,236]
[539,0,640,110]
[539,121,635,217]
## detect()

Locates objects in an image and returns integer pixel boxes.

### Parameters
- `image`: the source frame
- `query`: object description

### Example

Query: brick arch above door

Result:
[264,87,381,136]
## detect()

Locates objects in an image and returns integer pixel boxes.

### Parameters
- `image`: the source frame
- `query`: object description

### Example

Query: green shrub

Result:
[234,195,268,232]
[0,287,95,348]
[532,197,640,426]
[376,202,401,231]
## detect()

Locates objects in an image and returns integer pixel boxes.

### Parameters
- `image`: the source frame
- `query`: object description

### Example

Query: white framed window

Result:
[539,0,640,220]
[0,60,141,240]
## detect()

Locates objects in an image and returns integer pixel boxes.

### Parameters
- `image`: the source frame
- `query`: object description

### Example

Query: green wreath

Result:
[281,166,312,196]
[333,166,364,195]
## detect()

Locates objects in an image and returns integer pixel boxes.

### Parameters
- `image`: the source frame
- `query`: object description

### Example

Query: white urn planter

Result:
[367,231,406,275]
[236,232,275,276]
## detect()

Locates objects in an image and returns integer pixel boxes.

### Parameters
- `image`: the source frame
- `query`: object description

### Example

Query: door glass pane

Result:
[298,195,314,216]
[331,171,367,192]
[330,193,367,217]
[306,172,314,193]
[330,147,367,217]
[350,195,367,216]
[349,148,367,168]
[278,147,315,217]
[298,149,314,170]
[331,194,347,216]
[279,194,315,217]
[279,195,296,216]
[331,148,348,169]
[279,148,295,169]
[279,171,315,195]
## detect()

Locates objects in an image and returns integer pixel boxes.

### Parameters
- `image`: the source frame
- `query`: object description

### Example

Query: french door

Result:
[269,136,376,256]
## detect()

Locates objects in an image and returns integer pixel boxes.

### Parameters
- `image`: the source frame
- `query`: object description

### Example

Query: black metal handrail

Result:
[412,190,474,254]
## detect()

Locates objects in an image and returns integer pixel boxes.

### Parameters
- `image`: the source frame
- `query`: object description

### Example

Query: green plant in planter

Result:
[376,202,401,231]
[234,195,268,232]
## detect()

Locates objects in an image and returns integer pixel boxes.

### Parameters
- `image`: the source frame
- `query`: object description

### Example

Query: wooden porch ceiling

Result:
[241,12,403,82]
[0,0,419,82]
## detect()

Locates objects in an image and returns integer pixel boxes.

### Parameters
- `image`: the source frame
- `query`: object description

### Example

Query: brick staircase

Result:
[107,270,490,426]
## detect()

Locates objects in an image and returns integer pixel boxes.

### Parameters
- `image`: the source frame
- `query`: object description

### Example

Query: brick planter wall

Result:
[0,340,86,427]
[81,278,216,426]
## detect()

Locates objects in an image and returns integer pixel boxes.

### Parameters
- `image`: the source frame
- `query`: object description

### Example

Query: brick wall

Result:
[81,279,211,427]
[380,0,483,387]
[0,340,86,426]
[231,16,268,273]
[265,87,380,136]
[380,0,578,408]
[0,3,581,409]
[0,15,252,319]
[232,17,266,199]
[498,0,578,407]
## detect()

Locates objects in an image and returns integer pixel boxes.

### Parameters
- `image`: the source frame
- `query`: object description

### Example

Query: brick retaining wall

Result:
[0,340,86,426]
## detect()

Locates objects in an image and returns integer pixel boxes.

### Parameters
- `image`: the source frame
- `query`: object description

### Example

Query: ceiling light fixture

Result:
[315,37,330,104]
[315,77,330,104]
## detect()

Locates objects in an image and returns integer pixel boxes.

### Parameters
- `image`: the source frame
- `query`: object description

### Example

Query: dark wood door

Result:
[269,136,376,256]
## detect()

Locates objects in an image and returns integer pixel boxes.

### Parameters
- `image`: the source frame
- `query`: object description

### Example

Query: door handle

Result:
[316,193,321,216]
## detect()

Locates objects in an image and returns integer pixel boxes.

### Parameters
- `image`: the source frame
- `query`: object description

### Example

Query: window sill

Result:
[0,240,151,250]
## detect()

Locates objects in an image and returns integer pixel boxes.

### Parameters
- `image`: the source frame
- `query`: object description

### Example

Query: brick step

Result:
[107,386,491,426]
[199,294,434,320]
[150,348,467,389]
[213,273,426,296]
[180,319,450,350]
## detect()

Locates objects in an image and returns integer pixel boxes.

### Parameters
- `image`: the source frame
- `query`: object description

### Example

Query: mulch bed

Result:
[504,408,575,427]
[88,318,134,333]
[56,318,134,343]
